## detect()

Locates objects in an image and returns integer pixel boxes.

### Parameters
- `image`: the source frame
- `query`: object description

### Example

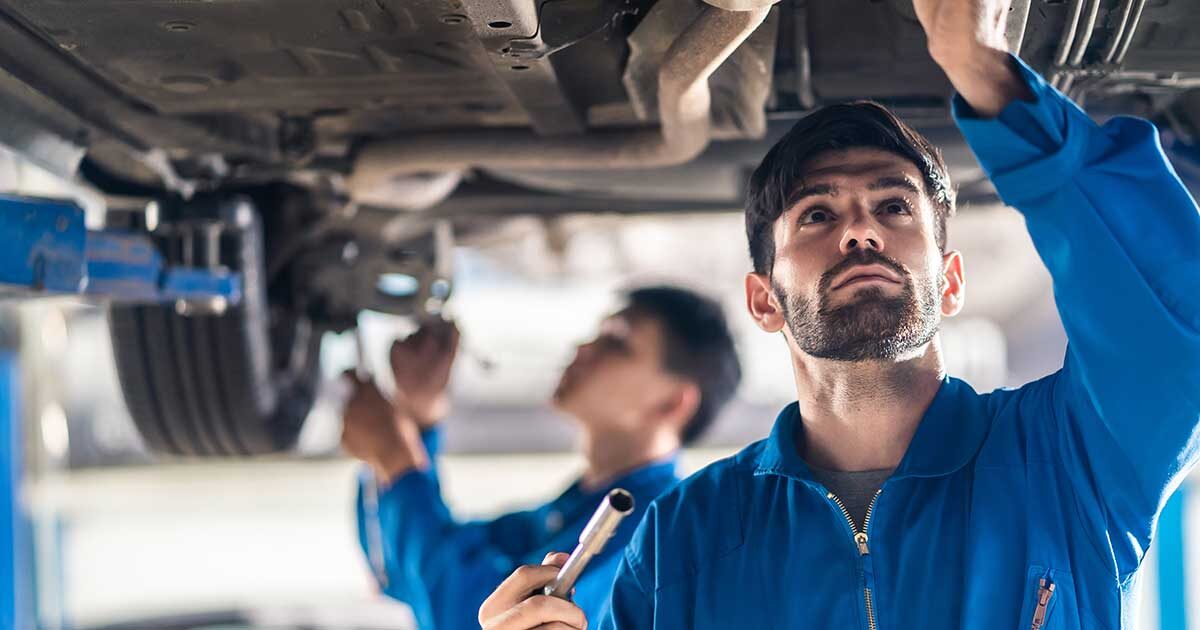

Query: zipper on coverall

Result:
[827,489,882,630]
[1029,576,1056,630]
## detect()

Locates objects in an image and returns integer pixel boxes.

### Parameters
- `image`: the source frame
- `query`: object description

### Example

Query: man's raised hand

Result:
[390,320,460,430]
[340,374,429,483]
[912,0,1032,117]
[912,0,1010,61]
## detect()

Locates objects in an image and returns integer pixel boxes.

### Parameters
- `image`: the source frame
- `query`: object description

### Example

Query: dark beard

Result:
[774,251,941,361]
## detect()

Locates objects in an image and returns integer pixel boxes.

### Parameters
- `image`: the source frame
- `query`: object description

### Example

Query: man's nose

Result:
[574,341,596,363]
[838,218,885,255]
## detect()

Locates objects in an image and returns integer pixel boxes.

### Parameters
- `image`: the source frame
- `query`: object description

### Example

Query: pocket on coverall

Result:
[1016,565,1081,630]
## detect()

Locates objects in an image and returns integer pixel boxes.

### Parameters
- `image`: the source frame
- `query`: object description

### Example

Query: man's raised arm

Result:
[919,0,1200,577]
[344,323,533,630]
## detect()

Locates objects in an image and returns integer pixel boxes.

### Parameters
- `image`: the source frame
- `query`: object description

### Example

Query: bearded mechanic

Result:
[476,0,1200,627]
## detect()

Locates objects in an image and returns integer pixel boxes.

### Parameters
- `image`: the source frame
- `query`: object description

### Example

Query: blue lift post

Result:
[0,342,31,630]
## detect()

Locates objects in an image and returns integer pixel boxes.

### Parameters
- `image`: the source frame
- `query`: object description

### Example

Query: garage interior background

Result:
[0,137,1195,627]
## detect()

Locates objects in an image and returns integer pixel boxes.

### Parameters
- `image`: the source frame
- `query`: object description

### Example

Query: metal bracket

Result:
[461,0,590,135]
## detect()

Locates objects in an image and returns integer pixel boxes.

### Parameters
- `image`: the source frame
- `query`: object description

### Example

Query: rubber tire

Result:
[108,203,321,457]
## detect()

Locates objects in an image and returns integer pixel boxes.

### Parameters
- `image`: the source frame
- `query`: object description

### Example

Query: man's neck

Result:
[791,338,946,472]
[579,426,678,492]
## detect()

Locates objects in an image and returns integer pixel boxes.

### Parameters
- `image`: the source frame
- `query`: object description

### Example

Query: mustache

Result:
[818,249,909,294]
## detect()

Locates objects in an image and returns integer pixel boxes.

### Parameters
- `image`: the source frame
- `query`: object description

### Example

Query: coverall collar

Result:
[754,375,992,482]
[567,453,680,502]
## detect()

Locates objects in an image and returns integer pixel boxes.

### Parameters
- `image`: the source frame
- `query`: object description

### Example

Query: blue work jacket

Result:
[356,428,680,630]
[600,55,1200,629]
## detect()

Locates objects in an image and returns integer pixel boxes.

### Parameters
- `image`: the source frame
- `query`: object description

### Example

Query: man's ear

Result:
[745,272,786,333]
[658,382,701,437]
[940,250,966,317]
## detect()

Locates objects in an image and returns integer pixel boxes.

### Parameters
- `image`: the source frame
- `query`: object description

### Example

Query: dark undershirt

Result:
[808,466,894,531]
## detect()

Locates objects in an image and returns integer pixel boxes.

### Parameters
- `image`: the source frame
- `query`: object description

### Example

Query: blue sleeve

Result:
[353,428,534,630]
[955,55,1200,576]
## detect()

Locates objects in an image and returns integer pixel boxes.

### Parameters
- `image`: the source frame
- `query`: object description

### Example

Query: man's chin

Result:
[550,382,574,410]
[549,393,589,431]
[826,285,897,309]
[802,306,926,361]
[803,336,906,362]
[803,318,939,362]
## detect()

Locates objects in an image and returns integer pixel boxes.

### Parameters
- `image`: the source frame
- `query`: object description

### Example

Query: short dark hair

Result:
[624,286,742,445]
[745,101,956,274]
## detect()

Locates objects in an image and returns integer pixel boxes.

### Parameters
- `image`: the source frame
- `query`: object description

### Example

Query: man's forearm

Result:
[932,44,1033,118]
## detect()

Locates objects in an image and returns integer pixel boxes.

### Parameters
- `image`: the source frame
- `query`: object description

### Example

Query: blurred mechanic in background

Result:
[341,285,742,630]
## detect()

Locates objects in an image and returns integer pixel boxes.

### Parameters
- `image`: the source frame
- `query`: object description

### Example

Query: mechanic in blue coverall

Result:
[340,286,741,630]
[477,0,1200,627]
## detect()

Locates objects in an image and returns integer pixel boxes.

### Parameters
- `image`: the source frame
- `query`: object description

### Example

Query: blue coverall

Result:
[600,55,1200,629]
[356,428,680,629]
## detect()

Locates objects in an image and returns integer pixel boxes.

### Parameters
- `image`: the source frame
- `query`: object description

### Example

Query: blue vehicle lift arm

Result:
[1,194,241,306]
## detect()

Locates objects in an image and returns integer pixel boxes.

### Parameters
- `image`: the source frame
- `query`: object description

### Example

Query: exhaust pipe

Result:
[349,4,772,198]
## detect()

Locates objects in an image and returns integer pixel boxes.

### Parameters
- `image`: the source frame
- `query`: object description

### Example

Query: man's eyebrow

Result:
[788,183,838,205]
[867,175,922,194]
[601,313,632,332]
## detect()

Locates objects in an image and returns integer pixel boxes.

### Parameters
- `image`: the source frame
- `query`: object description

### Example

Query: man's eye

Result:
[800,208,832,225]
[598,335,630,352]
[880,200,911,215]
